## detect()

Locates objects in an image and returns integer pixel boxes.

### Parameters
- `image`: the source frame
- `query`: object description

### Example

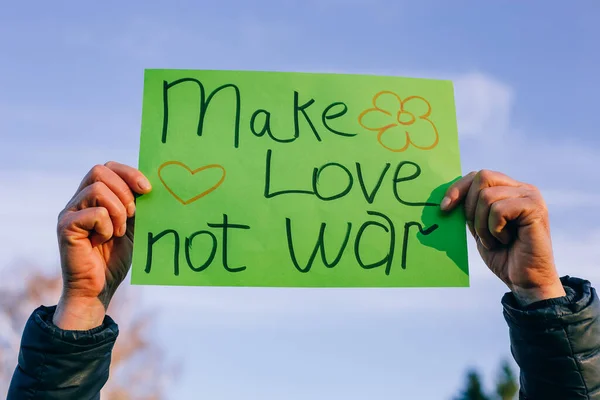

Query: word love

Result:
[265,150,438,207]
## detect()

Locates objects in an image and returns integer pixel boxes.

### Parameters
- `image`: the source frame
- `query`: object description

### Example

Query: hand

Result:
[53,162,152,330]
[441,170,565,306]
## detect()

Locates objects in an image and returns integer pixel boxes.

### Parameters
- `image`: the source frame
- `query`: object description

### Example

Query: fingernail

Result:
[440,196,451,210]
[138,178,151,191]
[127,203,136,217]
[120,223,127,236]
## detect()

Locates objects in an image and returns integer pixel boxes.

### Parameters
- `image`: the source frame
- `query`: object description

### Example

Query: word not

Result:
[144,214,250,276]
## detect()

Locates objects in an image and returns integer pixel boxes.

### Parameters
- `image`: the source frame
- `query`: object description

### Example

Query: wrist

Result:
[511,280,567,307]
[53,293,107,330]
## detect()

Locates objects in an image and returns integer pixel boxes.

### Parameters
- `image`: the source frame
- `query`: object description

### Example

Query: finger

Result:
[440,171,477,211]
[464,170,521,230]
[76,164,136,217]
[474,186,528,248]
[104,161,152,217]
[76,163,151,217]
[59,207,114,247]
[104,161,152,194]
[67,182,128,237]
[488,197,541,242]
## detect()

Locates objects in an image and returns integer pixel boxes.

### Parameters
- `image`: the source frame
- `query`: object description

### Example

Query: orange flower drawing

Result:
[358,91,439,152]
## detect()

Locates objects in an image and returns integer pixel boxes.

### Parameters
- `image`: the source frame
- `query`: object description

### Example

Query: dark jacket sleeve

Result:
[503,276,600,400]
[7,305,119,400]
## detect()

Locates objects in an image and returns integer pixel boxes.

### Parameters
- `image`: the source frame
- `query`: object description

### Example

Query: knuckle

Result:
[116,185,133,201]
[477,169,495,182]
[537,199,549,216]
[56,211,73,236]
[56,214,68,233]
[95,207,110,220]
[489,201,503,217]
[523,185,546,210]
[489,201,499,213]
[479,187,494,205]
[114,204,127,220]
[90,164,107,181]
[104,160,116,168]
[57,209,66,223]
[88,181,107,198]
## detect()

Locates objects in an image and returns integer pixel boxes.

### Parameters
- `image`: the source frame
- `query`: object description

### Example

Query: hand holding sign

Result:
[441,170,565,305]
[53,162,152,330]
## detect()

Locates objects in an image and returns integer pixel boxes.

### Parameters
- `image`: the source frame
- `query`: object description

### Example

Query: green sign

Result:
[131,69,469,287]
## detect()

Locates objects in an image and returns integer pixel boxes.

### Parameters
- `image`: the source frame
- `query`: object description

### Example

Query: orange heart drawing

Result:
[158,161,226,205]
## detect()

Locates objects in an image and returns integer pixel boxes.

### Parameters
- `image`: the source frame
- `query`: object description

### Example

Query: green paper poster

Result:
[131,69,469,287]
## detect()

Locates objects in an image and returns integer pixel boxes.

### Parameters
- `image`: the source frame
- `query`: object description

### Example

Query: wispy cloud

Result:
[451,73,600,219]
[454,72,514,139]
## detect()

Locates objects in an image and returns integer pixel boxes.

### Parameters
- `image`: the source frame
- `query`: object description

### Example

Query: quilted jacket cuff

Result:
[30,305,118,344]
[502,276,596,328]
[8,305,119,399]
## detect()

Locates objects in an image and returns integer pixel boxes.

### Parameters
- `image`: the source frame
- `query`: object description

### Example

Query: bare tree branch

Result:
[0,263,175,399]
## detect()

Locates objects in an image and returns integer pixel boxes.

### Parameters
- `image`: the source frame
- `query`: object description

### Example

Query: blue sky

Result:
[1,1,599,398]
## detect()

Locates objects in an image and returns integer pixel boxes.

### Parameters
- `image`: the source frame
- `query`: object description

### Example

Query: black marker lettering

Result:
[285,218,352,273]
[322,102,356,137]
[207,214,251,272]
[294,91,321,141]
[401,222,439,269]
[185,230,218,272]
[354,211,395,275]
[250,109,295,142]
[145,230,180,276]
[264,149,314,198]
[162,79,242,147]
[356,162,391,204]
[393,161,438,207]
[312,162,353,201]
